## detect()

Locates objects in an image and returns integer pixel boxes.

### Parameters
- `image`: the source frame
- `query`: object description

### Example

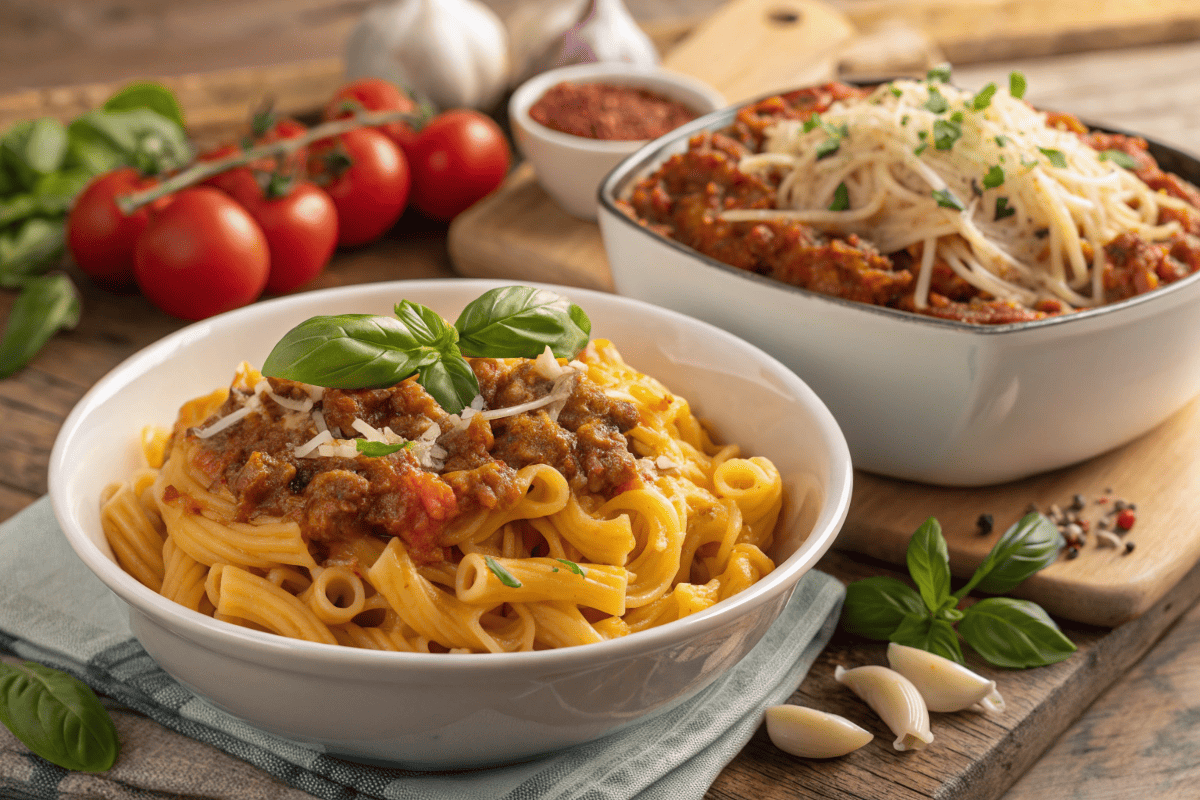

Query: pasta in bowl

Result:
[50,279,851,767]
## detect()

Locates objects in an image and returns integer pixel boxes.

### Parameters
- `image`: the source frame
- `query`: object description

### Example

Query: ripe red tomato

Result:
[67,168,162,289]
[223,171,339,294]
[323,78,420,155]
[133,187,270,320]
[310,127,410,247]
[406,110,510,222]
[198,117,308,195]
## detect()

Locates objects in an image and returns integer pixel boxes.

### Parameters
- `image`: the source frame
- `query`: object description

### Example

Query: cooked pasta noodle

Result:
[100,340,797,653]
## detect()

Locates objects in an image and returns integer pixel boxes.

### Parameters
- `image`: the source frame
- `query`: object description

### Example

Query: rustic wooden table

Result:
[4,2,1200,799]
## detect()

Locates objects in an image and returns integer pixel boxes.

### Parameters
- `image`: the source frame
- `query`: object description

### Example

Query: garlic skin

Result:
[765,705,873,759]
[506,0,590,87]
[520,0,658,83]
[834,664,934,751]
[345,0,510,111]
[887,643,1006,713]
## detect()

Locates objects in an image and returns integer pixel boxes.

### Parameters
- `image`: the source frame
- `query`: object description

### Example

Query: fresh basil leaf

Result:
[1,119,68,190]
[933,188,965,211]
[454,286,591,359]
[958,597,1075,668]
[906,517,952,613]
[0,217,66,287]
[417,351,479,415]
[1099,148,1138,170]
[966,512,1063,596]
[814,137,840,159]
[0,660,119,772]
[840,576,927,639]
[485,556,522,588]
[982,165,1005,189]
[355,439,412,457]
[0,274,81,378]
[64,120,127,176]
[32,169,92,215]
[932,117,962,150]
[68,108,192,175]
[1038,147,1067,169]
[889,614,965,664]
[828,182,850,211]
[972,83,997,110]
[103,82,186,129]
[556,558,586,576]
[394,299,460,355]
[262,313,444,388]
[1009,71,1027,99]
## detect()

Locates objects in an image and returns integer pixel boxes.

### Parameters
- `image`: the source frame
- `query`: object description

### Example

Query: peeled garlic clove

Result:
[887,643,1006,713]
[765,705,873,759]
[834,664,933,751]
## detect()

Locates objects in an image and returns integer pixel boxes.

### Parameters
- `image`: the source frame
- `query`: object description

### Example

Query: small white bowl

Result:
[597,104,1200,487]
[49,279,851,768]
[509,62,725,220]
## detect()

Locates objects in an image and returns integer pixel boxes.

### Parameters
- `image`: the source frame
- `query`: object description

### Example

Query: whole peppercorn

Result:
[1116,509,1136,531]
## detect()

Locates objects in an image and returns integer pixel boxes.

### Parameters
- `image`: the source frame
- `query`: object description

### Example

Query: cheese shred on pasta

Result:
[100,341,791,654]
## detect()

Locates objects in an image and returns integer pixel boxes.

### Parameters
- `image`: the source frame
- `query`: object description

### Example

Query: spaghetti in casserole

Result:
[99,340,783,653]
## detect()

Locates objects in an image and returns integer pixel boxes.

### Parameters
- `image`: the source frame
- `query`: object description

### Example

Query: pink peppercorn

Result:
[1116,509,1136,530]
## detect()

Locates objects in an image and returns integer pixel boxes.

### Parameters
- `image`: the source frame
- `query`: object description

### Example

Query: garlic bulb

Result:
[507,0,590,86]
[887,643,1006,713]
[345,0,510,111]
[835,664,934,751]
[765,705,873,759]
[512,0,659,86]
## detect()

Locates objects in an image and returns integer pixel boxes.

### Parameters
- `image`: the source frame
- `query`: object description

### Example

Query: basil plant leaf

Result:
[103,81,187,129]
[33,170,93,215]
[968,512,1064,596]
[64,120,128,176]
[0,194,39,228]
[417,351,480,415]
[67,108,192,175]
[455,285,591,359]
[0,274,81,378]
[889,614,965,664]
[0,217,66,287]
[906,517,952,614]
[0,661,119,772]
[958,597,1076,668]
[1,118,68,190]
[841,575,927,640]
[393,299,460,355]
[262,314,444,388]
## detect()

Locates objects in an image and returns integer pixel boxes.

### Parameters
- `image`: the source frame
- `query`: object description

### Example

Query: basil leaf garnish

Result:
[995,196,1016,220]
[932,117,962,151]
[1038,147,1067,169]
[958,597,1076,668]
[889,614,965,664]
[356,440,412,457]
[1009,71,1027,99]
[0,274,80,378]
[926,63,953,84]
[906,517,952,613]
[416,349,479,415]
[262,313,444,388]
[455,286,590,359]
[840,576,927,639]
[982,165,1005,189]
[0,661,119,772]
[933,188,965,211]
[556,558,586,577]
[1099,148,1137,169]
[964,512,1063,597]
[394,298,460,355]
[923,86,949,113]
[828,182,850,211]
[972,83,997,111]
[485,556,522,588]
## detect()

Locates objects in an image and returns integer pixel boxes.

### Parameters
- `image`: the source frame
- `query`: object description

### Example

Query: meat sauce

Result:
[619,83,1200,324]
[529,81,699,140]
[174,357,640,566]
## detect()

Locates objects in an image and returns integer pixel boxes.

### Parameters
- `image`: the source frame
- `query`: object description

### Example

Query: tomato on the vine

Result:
[133,187,270,320]
[323,77,421,156]
[199,117,308,196]
[66,168,164,289]
[223,170,339,294]
[310,127,410,247]
[406,109,510,222]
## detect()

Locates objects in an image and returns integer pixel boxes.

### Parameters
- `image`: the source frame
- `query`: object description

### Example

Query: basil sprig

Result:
[0,660,119,772]
[841,514,1075,668]
[263,286,591,415]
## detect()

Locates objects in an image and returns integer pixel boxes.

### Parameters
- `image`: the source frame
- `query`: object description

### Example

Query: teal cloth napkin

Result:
[0,497,844,800]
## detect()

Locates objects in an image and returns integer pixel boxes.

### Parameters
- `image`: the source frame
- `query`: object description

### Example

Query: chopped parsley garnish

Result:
[995,196,1016,220]
[982,165,1005,189]
[890,84,903,98]
[1009,71,1027,99]
[995,134,1009,147]
[949,110,964,123]
[927,63,953,84]
[924,87,949,113]
[1020,156,1038,169]
[1099,148,1138,169]
[901,114,910,126]
[815,136,841,159]
[485,556,522,588]
[914,141,929,156]
[972,83,997,110]
[802,114,821,133]
[829,182,850,211]
[1038,148,1067,168]
[355,440,413,457]
[933,117,962,150]
[932,188,965,210]
[556,558,587,577]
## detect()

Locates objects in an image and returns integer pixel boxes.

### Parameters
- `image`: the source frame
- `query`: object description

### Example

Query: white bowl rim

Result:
[50,278,852,673]
[597,95,1200,337]
[509,62,728,154]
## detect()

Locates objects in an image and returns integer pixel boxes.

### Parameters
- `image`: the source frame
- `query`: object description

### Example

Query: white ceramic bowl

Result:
[49,279,851,769]
[597,106,1200,487]
[509,62,725,220]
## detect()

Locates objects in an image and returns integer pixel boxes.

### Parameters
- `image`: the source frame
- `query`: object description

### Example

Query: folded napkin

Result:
[0,497,844,800]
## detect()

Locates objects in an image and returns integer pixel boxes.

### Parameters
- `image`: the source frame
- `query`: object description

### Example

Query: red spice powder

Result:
[529,81,700,141]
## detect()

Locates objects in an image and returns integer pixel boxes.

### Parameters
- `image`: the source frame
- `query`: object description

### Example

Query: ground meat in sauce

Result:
[178,359,641,566]
[619,82,1200,324]
[529,81,699,140]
